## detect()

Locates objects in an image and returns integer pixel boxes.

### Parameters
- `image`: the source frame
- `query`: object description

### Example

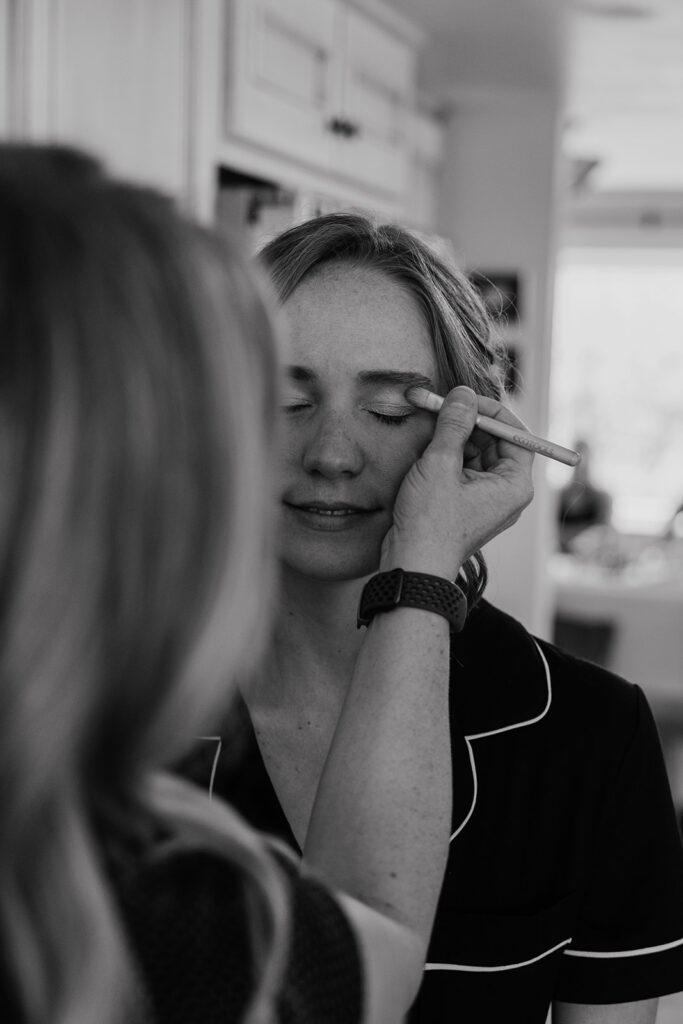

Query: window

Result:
[549,248,683,535]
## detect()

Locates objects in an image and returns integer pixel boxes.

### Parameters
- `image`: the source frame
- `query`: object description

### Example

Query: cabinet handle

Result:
[326,116,346,135]
[326,117,361,138]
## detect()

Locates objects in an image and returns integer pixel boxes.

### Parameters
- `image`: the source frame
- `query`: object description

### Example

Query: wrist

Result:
[380,545,464,581]
[358,568,468,635]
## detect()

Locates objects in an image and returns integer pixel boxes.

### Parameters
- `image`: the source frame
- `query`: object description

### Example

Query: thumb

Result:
[429,385,478,455]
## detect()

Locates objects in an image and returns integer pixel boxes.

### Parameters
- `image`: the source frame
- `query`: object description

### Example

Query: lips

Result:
[303,508,357,516]
[283,500,380,530]
[286,500,375,514]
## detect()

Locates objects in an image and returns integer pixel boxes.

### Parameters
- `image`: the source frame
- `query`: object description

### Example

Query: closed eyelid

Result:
[283,388,313,402]
[361,402,413,415]
[360,375,434,401]
[365,388,408,401]
[357,370,435,388]
[360,389,418,416]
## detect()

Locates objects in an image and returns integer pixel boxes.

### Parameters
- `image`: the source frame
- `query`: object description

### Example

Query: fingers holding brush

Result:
[406,387,580,468]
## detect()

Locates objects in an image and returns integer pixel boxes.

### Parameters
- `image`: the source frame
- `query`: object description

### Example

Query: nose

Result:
[301,411,365,479]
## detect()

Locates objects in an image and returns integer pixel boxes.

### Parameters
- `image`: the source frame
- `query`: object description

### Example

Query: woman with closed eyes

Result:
[179,212,683,1024]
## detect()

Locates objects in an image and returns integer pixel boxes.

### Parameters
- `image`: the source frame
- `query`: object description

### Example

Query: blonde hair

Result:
[0,145,288,1023]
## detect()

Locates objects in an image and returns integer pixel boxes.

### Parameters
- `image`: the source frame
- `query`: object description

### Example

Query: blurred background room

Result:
[2,1,682,1017]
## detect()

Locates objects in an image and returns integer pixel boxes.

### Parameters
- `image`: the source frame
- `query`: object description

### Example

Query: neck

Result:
[245,568,370,712]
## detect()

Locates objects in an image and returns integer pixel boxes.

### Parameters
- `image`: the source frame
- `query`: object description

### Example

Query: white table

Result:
[550,554,683,703]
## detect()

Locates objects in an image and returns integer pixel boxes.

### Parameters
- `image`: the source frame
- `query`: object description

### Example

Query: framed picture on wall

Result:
[468,270,521,325]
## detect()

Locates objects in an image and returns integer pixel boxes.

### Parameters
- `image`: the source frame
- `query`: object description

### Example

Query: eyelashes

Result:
[369,411,412,426]
[283,401,413,427]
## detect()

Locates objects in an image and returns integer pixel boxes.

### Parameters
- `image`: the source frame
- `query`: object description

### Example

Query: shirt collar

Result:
[450,600,551,739]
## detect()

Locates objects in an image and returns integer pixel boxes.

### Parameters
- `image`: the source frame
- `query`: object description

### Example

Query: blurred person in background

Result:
[664,496,683,541]
[0,145,536,1024]
[557,438,613,554]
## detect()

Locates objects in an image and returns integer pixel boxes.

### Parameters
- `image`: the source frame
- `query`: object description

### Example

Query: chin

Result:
[281,545,382,584]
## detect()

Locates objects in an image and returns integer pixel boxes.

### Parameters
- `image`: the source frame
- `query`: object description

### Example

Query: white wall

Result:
[437,89,566,637]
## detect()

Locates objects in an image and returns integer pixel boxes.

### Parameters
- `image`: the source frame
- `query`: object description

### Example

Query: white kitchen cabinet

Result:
[3,0,435,225]
[4,0,222,218]
[225,0,420,201]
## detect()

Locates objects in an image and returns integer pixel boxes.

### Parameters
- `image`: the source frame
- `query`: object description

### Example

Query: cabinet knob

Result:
[326,116,346,135]
[326,116,361,138]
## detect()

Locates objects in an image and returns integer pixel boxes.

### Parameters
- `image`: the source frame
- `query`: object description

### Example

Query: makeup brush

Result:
[406,387,580,467]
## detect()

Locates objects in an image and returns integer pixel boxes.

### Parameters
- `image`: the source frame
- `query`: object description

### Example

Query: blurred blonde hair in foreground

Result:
[0,144,287,1024]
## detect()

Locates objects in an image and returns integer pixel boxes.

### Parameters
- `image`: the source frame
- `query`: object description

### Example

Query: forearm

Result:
[302,605,452,949]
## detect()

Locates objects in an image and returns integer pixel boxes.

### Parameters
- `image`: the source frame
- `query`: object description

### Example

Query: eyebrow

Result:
[287,366,436,391]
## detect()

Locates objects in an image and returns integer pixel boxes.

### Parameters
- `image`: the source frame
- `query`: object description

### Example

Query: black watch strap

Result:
[357,568,467,634]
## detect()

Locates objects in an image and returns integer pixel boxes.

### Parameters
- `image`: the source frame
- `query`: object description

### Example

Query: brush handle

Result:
[475,414,580,467]
[406,388,580,467]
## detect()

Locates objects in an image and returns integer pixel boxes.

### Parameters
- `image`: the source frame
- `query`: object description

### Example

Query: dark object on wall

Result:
[469,270,521,324]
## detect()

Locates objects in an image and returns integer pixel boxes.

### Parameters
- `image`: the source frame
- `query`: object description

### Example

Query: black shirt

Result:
[180,599,683,1023]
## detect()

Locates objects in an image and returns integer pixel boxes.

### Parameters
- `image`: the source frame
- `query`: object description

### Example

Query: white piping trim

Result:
[451,738,478,840]
[467,641,553,741]
[197,735,222,799]
[425,937,573,973]
[450,640,551,841]
[565,936,683,959]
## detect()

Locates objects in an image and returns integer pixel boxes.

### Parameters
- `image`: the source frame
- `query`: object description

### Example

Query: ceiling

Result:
[385,0,683,195]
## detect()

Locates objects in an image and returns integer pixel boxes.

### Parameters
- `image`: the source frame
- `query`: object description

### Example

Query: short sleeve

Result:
[555,684,683,1004]
[116,848,254,1022]
[277,858,364,1024]
[116,846,363,1024]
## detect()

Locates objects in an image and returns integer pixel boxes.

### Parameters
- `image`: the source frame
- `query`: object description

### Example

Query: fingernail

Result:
[451,386,476,405]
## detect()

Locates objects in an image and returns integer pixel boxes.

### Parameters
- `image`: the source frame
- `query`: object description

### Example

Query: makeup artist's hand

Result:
[380,386,535,579]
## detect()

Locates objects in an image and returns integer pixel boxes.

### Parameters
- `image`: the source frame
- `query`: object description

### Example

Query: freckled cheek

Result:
[273,427,300,491]
[381,425,434,501]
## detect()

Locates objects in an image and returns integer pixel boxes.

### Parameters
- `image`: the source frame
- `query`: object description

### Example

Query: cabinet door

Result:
[337,6,415,197]
[227,0,340,170]
[11,0,196,202]
[408,111,445,231]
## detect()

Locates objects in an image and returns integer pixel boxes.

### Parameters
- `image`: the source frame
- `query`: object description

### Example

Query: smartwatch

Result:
[357,568,467,634]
